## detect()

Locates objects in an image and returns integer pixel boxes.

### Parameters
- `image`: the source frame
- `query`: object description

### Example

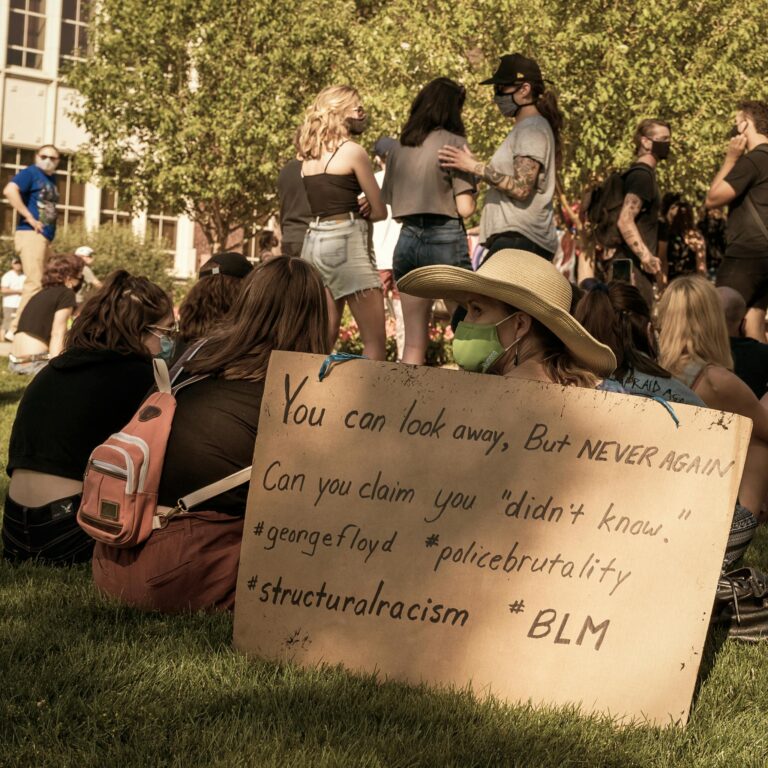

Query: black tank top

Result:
[302,143,362,217]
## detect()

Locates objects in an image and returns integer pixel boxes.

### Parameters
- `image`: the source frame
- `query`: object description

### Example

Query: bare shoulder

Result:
[338,140,367,160]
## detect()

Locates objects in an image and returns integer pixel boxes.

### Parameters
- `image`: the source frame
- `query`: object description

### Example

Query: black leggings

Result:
[2,493,92,565]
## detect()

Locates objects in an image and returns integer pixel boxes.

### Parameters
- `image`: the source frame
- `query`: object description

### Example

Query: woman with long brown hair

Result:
[298,84,388,359]
[9,252,84,375]
[3,270,174,564]
[93,257,330,613]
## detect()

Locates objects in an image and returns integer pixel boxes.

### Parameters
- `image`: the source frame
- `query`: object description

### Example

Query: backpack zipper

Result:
[113,433,150,493]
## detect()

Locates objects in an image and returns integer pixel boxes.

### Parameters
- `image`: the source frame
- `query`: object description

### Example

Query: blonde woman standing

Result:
[298,85,388,359]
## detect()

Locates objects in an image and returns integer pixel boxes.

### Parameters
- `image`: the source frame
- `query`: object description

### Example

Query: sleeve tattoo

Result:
[473,155,541,201]
[619,193,649,258]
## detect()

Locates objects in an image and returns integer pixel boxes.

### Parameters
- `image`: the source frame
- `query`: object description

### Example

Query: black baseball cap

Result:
[373,136,397,159]
[480,54,545,86]
[198,251,253,279]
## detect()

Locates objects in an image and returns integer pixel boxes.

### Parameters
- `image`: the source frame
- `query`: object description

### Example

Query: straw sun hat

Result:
[397,249,617,377]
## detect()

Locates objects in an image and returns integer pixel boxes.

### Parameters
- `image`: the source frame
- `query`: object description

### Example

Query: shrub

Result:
[40,224,174,291]
[335,307,454,367]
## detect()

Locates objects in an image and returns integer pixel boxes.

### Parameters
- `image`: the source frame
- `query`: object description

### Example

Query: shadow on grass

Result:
[0,387,26,405]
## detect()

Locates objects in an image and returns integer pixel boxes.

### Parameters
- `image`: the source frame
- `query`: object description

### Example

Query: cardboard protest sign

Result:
[233,352,751,726]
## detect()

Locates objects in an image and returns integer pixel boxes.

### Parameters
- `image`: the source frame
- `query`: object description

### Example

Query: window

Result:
[60,0,89,68]
[7,0,47,70]
[0,146,35,237]
[55,155,86,228]
[147,210,177,252]
[99,188,132,228]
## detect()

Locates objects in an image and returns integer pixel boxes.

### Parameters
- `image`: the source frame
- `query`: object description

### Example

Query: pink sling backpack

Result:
[77,358,251,548]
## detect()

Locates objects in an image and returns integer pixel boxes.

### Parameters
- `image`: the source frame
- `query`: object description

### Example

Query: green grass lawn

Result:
[0,365,767,768]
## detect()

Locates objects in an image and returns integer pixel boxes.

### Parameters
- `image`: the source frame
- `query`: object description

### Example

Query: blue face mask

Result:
[149,329,176,362]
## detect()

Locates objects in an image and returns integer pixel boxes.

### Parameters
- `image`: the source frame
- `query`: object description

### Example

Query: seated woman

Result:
[657,276,765,564]
[574,281,705,406]
[175,251,252,360]
[3,271,175,565]
[397,248,616,385]
[9,253,84,375]
[92,257,330,613]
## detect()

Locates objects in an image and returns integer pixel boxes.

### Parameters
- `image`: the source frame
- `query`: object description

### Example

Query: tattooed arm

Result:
[617,193,661,274]
[472,156,541,202]
[437,144,541,202]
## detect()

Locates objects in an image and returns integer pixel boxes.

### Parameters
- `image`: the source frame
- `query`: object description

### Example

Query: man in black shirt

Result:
[616,119,671,307]
[707,100,768,341]
[717,286,768,398]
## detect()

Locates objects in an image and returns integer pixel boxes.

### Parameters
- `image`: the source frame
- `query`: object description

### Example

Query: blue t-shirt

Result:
[12,166,59,242]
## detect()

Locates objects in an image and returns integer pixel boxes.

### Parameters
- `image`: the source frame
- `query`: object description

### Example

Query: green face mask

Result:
[452,315,518,373]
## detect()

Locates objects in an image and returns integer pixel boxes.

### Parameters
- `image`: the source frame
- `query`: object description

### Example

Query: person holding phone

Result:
[707,100,768,342]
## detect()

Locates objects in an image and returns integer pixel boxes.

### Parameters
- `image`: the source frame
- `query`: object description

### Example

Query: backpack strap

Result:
[153,358,172,394]
[153,465,252,529]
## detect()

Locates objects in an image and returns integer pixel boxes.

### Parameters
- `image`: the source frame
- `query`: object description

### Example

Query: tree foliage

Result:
[69,0,768,245]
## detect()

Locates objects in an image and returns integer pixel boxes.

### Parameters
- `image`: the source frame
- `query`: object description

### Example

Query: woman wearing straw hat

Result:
[398,249,616,386]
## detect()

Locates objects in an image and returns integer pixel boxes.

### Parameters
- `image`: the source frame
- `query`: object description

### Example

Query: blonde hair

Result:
[657,276,733,377]
[297,85,359,160]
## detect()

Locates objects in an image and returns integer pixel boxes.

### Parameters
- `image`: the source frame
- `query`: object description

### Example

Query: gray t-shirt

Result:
[382,129,476,219]
[479,116,557,253]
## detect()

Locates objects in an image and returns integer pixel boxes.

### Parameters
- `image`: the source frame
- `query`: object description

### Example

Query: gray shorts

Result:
[301,217,381,300]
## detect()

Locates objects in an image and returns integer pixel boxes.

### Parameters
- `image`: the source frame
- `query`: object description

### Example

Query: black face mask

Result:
[346,116,368,135]
[651,140,670,161]
[72,277,85,292]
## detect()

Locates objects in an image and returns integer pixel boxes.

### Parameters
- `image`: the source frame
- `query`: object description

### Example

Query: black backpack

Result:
[583,165,654,248]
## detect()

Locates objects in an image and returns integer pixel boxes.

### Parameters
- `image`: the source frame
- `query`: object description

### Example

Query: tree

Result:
[68,0,357,250]
[352,0,768,203]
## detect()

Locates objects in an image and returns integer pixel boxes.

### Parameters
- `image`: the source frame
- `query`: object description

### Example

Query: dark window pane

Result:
[27,16,46,50]
[60,22,76,56]
[78,27,88,54]
[1,205,16,235]
[20,149,35,165]
[2,148,17,165]
[56,155,70,172]
[24,52,43,69]
[162,222,177,249]
[62,0,78,20]
[8,12,24,47]
[69,180,85,207]
[10,0,25,10]
[6,48,22,67]
[66,211,83,228]
[101,188,116,210]
[28,1,47,14]
[147,219,160,241]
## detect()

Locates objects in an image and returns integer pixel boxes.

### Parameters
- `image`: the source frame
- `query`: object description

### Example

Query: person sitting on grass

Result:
[175,252,253,361]
[92,257,330,613]
[657,276,767,566]
[397,248,616,387]
[9,253,83,376]
[574,281,705,406]
[2,271,174,565]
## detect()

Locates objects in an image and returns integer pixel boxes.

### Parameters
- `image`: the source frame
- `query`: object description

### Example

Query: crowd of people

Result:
[1,51,767,615]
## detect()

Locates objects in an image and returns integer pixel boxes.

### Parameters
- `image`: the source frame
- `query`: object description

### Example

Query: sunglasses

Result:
[148,321,179,336]
[351,106,365,116]
[38,154,60,161]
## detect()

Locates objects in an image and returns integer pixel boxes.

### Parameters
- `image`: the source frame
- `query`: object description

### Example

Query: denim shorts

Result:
[301,216,381,300]
[393,215,470,282]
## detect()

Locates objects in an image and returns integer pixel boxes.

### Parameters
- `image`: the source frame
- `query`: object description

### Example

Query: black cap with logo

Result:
[198,252,253,279]
[480,54,545,86]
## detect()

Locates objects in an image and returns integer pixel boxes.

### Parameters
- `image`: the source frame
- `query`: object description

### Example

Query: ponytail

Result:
[574,281,672,381]
[533,84,563,168]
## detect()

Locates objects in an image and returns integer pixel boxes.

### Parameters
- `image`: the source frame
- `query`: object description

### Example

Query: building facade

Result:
[0,0,198,276]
